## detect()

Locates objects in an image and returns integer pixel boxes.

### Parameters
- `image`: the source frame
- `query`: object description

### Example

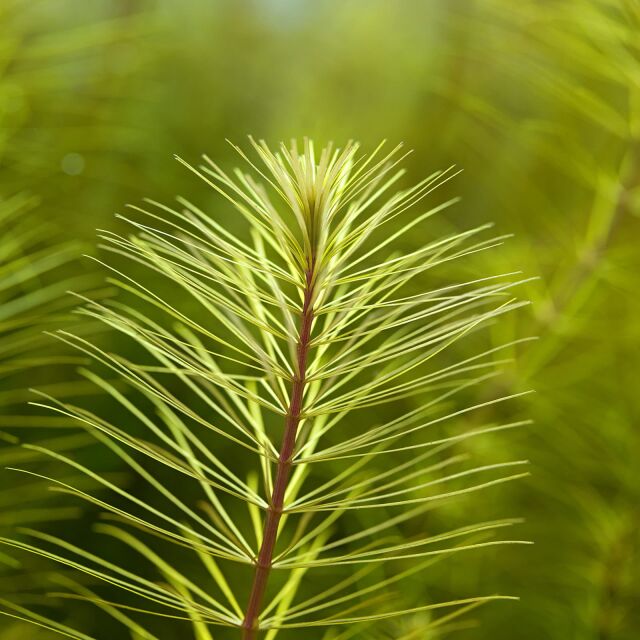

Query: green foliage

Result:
[0,0,638,638]
[0,194,100,639]
[2,140,528,638]
[0,4,147,637]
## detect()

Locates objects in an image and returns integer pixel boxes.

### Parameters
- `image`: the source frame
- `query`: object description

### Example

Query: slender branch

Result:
[241,263,316,639]
[554,140,639,317]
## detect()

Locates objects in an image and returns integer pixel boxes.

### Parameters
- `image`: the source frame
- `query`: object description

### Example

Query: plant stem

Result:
[241,265,315,639]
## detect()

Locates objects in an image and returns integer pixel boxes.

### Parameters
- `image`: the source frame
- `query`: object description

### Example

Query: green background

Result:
[1,1,638,638]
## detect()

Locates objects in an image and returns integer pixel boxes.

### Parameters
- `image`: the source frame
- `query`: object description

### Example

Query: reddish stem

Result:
[241,266,315,639]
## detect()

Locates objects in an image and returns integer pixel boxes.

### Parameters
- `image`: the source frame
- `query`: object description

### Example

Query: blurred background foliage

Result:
[0,0,638,638]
